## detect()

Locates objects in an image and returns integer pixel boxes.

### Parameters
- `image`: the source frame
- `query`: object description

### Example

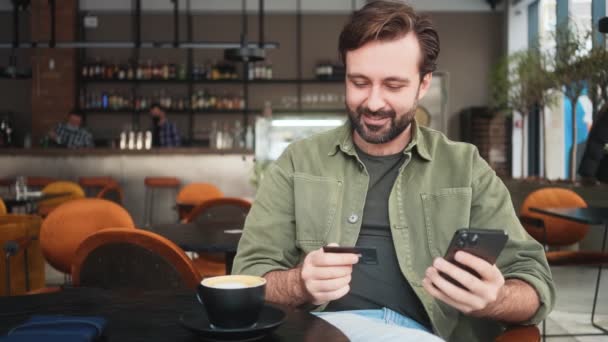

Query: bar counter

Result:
[0,148,256,226]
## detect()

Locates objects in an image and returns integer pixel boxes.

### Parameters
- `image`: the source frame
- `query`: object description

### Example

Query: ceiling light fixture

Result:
[224,0,266,63]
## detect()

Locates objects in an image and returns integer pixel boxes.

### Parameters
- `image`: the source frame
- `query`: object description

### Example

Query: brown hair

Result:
[338,0,440,78]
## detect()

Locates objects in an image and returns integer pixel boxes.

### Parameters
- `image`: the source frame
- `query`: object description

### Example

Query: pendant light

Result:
[224,0,266,62]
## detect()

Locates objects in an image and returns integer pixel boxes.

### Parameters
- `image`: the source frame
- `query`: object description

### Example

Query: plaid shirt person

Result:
[158,121,181,147]
[54,123,94,148]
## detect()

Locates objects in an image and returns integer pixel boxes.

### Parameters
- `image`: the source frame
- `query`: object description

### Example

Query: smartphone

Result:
[323,246,378,265]
[440,228,508,290]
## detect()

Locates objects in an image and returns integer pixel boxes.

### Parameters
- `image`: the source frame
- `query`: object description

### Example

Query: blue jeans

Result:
[314,308,444,342]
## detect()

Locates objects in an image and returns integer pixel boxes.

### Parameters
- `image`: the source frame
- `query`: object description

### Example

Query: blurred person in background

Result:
[46,109,94,148]
[149,103,180,147]
[579,104,608,184]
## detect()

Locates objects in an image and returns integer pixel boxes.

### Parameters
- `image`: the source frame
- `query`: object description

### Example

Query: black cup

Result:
[197,275,266,329]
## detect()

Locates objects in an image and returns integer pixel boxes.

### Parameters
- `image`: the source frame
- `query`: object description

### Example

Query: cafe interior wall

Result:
[9,12,504,143]
[0,2,506,144]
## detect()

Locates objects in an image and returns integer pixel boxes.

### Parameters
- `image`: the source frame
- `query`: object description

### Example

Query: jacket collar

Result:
[329,119,433,161]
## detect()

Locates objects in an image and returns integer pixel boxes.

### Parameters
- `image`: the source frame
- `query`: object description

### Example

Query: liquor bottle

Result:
[191,93,197,110]
[82,63,88,78]
[211,61,220,80]
[153,63,160,79]
[197,90,205,109]
[162,63,169,80]
[118,65,126,80]
[245,125,254,150]
[266,60,273,79]
[127,64,134,80]
[263,101,272,118]
[239,92,245,110]
[128,131,135,150]
[144,131,152,150]
[233,120,244,148]
[136,62,143,80]
[100,62,106,79]
[119,131,127,150]
[248,62,254,80]
[136,131,143,150]
[102,92,109,109]
[178,63,187,80]
[94,59,102,78]
[144,60,152,80]
[88,62,96,79]
[209,121,218,149]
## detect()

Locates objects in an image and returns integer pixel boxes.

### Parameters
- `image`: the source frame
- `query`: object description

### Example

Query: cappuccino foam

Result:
[212,282,249,289]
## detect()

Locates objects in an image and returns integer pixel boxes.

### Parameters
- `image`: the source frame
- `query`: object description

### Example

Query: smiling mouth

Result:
[362,114,390,126]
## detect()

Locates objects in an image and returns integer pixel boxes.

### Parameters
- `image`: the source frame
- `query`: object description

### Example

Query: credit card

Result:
[322,246,378,265]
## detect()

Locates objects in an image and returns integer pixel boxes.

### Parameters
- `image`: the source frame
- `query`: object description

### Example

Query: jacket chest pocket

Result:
[293,173,342,250]
[421,187,472,258]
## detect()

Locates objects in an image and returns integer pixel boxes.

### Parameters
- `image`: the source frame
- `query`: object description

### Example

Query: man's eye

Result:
[353,82,368,87]
[386,84,404,90]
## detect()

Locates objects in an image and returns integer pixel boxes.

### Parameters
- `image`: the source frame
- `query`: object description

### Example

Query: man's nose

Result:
[366,87,386,112]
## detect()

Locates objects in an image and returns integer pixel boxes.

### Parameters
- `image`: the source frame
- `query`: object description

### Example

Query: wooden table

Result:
[148,221,243,274]
[0,287,348,342]
[530,206,608,335]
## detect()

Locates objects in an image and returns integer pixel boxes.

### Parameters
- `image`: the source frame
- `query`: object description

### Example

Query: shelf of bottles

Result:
[80,60,258,82]
[80,88,246,113]
[79,59,346,84]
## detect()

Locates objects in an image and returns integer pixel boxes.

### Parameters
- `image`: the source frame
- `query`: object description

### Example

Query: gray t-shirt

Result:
[326,145,431,329]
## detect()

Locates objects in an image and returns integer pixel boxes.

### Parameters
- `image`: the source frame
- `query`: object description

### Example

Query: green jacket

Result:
[233,122,555,341]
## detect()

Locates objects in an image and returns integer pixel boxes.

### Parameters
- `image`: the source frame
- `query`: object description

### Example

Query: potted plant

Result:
[491,48,553,179]
[549,24,597,181]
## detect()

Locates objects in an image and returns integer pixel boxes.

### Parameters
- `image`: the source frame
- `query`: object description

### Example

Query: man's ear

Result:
[417,73,433,100]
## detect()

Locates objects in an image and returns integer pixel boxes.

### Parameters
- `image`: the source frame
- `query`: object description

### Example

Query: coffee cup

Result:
[196,275,266,329]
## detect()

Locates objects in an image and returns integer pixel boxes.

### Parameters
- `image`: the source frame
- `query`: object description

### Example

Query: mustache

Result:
[356,107,395,119]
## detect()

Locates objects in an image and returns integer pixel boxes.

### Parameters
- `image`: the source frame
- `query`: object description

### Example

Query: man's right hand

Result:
[300,243,359,305]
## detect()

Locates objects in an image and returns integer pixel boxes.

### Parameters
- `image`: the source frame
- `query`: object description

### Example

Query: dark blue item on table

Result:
[0,315,106,342]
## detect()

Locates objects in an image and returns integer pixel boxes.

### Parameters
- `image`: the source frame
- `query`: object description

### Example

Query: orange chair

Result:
[79,176,117,197]
[495,326,540,342]
[176,183,223,220]
[520,187,608,339]
[1,215,45,296]
[143,177,181,226]
[38,181,85,217]
[40,198,135,276]
[95,182,124,205]
[520,187,608,265]
[0,199,6,215]
[72,228,201,291]
[183,198,251,278]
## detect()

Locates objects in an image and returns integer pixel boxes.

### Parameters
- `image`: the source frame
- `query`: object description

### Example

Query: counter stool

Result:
[78,176,117,197]
[144,177,181,227]
[0,178,14,192]
[26,177,57,191]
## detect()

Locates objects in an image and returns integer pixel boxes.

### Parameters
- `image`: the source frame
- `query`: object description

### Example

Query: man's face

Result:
[345,33,432,144]
[150,107,163,118]
[67,114,82,128]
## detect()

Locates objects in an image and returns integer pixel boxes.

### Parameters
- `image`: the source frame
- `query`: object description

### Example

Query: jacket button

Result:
[348,214,359,224]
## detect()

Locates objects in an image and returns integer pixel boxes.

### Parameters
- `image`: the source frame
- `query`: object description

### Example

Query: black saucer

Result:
[179,304,286,341]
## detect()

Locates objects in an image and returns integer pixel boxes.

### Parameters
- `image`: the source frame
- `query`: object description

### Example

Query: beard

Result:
[347,99,418,144]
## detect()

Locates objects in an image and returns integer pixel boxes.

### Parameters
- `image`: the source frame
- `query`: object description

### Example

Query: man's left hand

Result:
[422,251,505,316]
